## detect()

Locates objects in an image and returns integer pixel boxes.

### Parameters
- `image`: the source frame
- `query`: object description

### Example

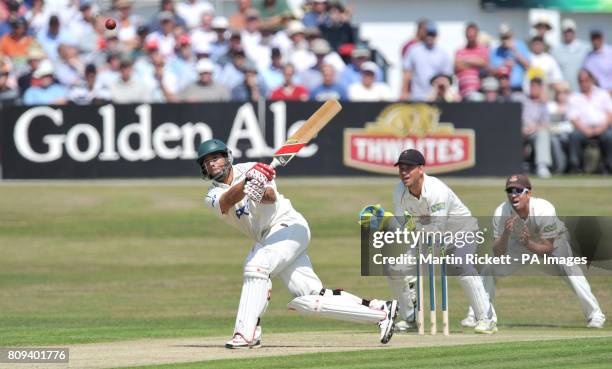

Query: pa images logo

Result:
[343,104,475,174]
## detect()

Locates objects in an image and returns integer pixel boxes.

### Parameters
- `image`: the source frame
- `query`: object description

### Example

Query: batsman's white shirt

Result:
[204,162,302,242]
[392,174,478,233]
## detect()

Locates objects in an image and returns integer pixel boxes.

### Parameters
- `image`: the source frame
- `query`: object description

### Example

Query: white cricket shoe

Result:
[587,315,606,329]
[474,319,498,334]
[225,326,262,349]
[379,300,398,344]
[461,314,477,328]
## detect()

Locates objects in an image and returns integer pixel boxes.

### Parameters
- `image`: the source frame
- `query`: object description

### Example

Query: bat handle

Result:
[270,157,281,169]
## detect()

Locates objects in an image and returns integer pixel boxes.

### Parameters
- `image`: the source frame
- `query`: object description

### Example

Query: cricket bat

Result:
[270,99,342,168]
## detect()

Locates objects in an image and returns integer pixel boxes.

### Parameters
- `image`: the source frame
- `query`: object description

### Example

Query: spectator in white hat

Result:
[339,47,382,91]
[532,16,553,49]
[179,58,229,102]
[286,20,314,73]
[114,0,142,50]
[481,76,501,102]
[23,59,68,105]
[190,8,216,48]
[241,8,263,58]
[348,61,392,101]
[551,19,589,92]
[18,45,45,95]
[209,16,230,63]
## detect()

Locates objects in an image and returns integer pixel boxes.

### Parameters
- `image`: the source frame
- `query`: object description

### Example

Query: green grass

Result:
[121,337,612,369]
[0,177,611,347]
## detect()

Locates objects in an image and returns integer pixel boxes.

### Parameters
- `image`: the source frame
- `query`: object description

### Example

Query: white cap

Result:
[481,76,499,92]
[196,58,215,73]
[211,16,229,29]
[311,38,331,55]
[360,61,378,74]
[532,16,552,29]
[499,23,512,36]
[33,59,54,78]
[287,20,305,36]
[561,18,577,31]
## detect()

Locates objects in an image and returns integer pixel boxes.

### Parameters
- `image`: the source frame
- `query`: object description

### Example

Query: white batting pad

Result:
[459,275,494,321]
[234,276,272,342]
[287,294,386,324]
[387,276,416,321]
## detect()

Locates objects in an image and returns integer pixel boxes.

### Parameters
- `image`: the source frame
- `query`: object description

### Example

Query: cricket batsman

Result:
[461,174,606,329]
[198,139,398,349]
[389,149,498,334]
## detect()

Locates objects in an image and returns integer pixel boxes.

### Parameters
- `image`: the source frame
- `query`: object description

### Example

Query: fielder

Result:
[389,149,498,334]
[461,174,606,329]
[198,139,398,348]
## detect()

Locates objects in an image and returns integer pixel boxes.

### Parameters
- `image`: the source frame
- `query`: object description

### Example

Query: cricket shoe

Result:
[474,319,497,334]
[587,315,606,329]
[225,326,262,349]
[461,314,477,328]
[378,300,398,344]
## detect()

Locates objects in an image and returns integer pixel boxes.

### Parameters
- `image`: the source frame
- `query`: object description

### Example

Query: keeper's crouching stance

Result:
[198,139,398,349]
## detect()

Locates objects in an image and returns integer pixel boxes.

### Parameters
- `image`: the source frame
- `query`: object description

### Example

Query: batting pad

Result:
[234,274,271,342]
[459,275,493,321]
[387,276,416,321]
[288,294,386,324]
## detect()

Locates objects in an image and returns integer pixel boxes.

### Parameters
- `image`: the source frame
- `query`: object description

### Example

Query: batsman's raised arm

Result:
[218,181,247,214]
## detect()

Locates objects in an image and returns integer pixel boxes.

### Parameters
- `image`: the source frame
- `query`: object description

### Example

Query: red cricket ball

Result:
[105,18,117,30]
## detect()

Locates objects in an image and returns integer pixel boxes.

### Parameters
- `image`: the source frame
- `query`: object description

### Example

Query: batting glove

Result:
[244,178,267,203]
[246,163,276,183]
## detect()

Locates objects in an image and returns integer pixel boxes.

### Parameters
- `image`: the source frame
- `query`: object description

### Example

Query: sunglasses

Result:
[505,187,529,195]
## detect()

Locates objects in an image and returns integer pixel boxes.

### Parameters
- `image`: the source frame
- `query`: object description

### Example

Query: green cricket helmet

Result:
[196,139,233,181]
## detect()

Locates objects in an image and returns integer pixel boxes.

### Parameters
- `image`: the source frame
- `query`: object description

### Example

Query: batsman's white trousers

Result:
[244,213,323,297]
[233,214,323,341]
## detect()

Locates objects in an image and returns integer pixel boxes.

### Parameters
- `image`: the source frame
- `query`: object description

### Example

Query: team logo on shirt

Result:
[236,203,250,219]
[343,104,475,174]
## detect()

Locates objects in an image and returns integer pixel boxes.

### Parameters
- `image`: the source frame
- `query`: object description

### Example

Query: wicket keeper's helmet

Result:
[196,139,233,181]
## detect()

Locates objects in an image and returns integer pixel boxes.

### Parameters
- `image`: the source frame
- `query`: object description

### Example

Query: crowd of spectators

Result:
[0,0,610,176]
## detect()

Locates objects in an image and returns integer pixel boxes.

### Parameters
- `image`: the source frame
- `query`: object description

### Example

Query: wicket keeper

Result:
[390,149,498,334]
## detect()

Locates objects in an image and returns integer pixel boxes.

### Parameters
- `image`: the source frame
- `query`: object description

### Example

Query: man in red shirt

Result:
[269,63,309,101]
[454,22,489,101]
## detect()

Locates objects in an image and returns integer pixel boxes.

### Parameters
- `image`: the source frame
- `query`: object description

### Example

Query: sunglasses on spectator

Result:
[505,187,529,195]
[0,72,8,77]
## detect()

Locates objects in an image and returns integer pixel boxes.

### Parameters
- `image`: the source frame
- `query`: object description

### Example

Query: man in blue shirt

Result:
[490,24,531,92]
[23,59,68,105]
[310,63,347,101]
